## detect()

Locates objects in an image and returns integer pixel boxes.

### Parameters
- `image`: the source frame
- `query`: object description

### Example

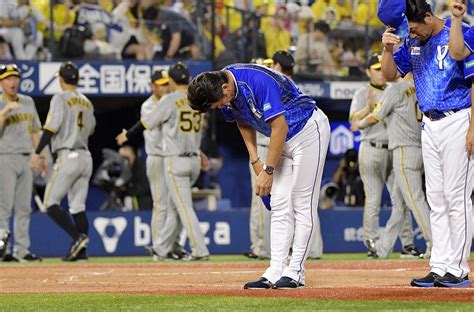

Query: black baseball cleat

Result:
[410,272,442,287]
[434,273,471,288]
[21,253,42,262]
[2,254,19,262]
[64,233,89,261]
[243,251,259,259]
[243,277,274,289]
[0,231,10,258]
[365,239,379,259]
[76,249,88,261]
[274,276,305,289]
[400,244,423,259]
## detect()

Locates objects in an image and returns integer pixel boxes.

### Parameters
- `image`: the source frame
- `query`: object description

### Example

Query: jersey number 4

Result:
[77,111,85,132]
[180,111,202,132]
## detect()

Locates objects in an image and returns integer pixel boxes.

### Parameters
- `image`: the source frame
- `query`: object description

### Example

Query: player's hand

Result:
[255,170,273,196]
[451,0,467,18]
[382,28,400,52]
[200,152,211,171]
[30,154,46,174]
[466,124,474,157]
[350,120,360,132]
[3,101,20,114]
[251,159,264,176]
[367,89,376,110]
[115,129,128,146]
[38,157,48,177]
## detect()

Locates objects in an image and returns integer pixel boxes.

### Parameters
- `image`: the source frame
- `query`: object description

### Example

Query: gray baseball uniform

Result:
[0,94,40,258]
[350,85,414,248]
[249,132,271,258]
[43,91,95,214]
[142,90,209,258]
[141,95,182,256]
[371,80,432,258]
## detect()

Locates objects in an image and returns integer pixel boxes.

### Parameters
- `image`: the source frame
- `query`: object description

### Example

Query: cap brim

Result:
[370,63,382,70]
[263,59,274,67]
[154,77,170,85]
[0,71,20,79]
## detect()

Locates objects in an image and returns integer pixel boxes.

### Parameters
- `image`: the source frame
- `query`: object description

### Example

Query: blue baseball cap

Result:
[377,0,409,37]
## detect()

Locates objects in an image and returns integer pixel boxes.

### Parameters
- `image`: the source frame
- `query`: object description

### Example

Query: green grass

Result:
[4,252,461,265]
[0,294,472,311]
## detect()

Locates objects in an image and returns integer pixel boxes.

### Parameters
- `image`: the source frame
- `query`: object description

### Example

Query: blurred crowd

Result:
[0,1,471,76]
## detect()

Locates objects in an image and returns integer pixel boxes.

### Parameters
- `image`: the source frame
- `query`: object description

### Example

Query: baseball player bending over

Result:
[116,62,210,260]
[0,64,43,262]
[351,76,432,259]
[382,0,473,287]
[188,63,330,289]
[31,62,96,261]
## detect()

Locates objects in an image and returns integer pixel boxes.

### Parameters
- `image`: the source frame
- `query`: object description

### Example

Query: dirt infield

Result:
[1,259,474,302]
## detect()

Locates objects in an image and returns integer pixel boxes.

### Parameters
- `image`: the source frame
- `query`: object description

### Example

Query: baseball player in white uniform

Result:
[352,78,432,259]
[31,61,95,261]
[188,63,330,289]
[0,64,42,262]
[349,55,420,259]
[382,0,473,287]
[117,62,209,260]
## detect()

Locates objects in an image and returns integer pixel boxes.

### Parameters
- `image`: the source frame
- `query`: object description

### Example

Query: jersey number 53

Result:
[179,111,202,132]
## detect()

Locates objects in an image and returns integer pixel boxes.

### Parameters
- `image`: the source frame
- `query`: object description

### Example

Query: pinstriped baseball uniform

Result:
[141,95,183,255]
[249,132,271,258]
[0,94,40,258]
[43,91,95,214]
[142,90,209,258]
[350,85,414,248]
[371,80,432,258]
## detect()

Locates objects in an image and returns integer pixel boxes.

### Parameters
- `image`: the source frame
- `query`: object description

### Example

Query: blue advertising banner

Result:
[1,61,212,97]
[25,208,436,257]
[328,122,361,157]
[0,60,364,99]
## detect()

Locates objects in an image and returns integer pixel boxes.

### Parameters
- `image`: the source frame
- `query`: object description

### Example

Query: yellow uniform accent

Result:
[359,143,369,234]
[152,157,160,243]
[44,155,61,206]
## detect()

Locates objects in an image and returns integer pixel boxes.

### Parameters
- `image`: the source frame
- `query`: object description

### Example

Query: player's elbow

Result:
[450,49,466,61]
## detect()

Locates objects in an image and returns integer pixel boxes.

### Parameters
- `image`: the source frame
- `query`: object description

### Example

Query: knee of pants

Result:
[45,198,60,208]
[426,190,445,212]
[69,205,86,215]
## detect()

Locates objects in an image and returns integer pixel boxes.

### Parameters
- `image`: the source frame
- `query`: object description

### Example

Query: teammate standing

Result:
[31,61,95,261]
[382,0,473,287]
[188,63,330,289]
[0,64,43,262]
[349,55,419,259]
[116,62,209,260]
[351,77,432,259]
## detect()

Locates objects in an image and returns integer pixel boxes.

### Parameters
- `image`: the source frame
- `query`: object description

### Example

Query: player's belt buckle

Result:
[369,141,388,149]
[425,109,460,121]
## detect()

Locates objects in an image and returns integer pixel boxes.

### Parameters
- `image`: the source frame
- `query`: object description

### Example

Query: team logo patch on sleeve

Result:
[263,103,272,111]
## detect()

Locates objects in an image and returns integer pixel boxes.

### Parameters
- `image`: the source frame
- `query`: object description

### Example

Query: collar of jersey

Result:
[226,70,239,100]
[369,83,386,92]
[1,94,19,102]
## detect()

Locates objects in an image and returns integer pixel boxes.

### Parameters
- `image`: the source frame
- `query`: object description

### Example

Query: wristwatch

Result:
[263,163,274,175]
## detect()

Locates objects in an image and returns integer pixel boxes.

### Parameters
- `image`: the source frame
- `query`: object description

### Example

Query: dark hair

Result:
[406,0,432,23]
[281,67,293,77]
[313,21,330,35]
[187,71,228,113]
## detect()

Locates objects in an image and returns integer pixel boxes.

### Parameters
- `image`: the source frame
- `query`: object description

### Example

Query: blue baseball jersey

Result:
[221,64,317,141]
[394,19,474,113]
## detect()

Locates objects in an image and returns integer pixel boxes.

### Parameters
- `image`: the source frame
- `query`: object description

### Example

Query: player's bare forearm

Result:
[237,121,258,162]
[31,131,40,150]
[349,105,372,122]
[381,49,401,81]
[449,16,470,60]
[266,114,288,167]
